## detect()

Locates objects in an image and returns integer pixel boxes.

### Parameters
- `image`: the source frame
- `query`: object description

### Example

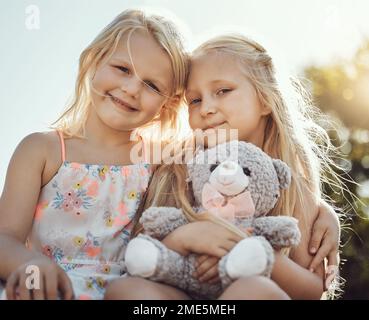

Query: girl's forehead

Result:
[108,30,174,85]
[113,30,170,65]
[191,51,242,73]
[192,50,235,63]
[188,51,244,83]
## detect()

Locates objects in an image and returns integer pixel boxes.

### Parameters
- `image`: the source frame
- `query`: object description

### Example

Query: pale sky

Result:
[1,0,369,191]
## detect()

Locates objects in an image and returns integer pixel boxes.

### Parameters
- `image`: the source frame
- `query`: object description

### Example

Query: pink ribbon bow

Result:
[201,183,255,221]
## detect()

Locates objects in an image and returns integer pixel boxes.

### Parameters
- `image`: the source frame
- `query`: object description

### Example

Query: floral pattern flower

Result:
[73,236,85,247]
[128,191,137,199]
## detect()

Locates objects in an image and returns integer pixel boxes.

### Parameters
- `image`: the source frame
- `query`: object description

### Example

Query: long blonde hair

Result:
[190,34,344,224]
[52,9,189,141]
[134,33,342,240]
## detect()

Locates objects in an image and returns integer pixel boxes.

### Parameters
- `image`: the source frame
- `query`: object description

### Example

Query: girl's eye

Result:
[144,81,161,93]
[216,88,232,96]
[115,66,130,74]
[189,98,201,106]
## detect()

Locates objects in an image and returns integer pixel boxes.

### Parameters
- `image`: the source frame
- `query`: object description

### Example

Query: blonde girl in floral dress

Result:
[0,9,188,300]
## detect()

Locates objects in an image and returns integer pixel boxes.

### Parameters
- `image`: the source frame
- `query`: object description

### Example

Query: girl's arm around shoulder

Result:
[0,132,53,278]
[271,189,325,299]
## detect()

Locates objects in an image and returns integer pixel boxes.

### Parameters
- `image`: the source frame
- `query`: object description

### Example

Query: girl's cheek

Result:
[143,95,166,114]
[190,122,202,131]
[93,67,116,88]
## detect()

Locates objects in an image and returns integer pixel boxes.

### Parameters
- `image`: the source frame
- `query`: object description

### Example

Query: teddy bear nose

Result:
[218,161,239,184]
[220,161,237,171]
[222,162,235,170]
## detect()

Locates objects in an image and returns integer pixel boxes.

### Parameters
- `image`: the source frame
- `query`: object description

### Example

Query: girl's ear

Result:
[255,89,272,116]
[272,159,291,189]
[261,104,272,116]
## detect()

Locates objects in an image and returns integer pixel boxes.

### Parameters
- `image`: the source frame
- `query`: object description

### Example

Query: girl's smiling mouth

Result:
[108,93,138,112]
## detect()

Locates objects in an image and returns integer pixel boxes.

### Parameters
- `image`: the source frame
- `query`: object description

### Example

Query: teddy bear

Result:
[123,141,301,299]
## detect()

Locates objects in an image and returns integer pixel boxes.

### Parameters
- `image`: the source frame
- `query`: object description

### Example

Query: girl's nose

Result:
[199,99,217,117]
[121,77,141,98]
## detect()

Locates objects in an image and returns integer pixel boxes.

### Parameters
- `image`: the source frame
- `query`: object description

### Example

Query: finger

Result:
[327,251,339,268]
[219,239,238,253]
[32,273,45,300]
[193,256,210,278]
[211,247,229,258]
[196,255,209,266]
[5,272,19,300]
[18,272,32,300]
[309,242,330,272]
[45,273,58,300]
[199,264,219,283]
[242,227,254,236]
[228,234,244,243]
[208,276,220,285]
[58,271,74,300]
[309,227,325,254]
[196,257,218,278]
[325,265,339,291]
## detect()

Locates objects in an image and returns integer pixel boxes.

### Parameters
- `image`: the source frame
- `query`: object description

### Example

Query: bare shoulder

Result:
[15,132,56,177]
[14,132,51,162]
[22,131,62,159]
[14,131,63,186]
[40,130,62,154]
[40,131,65,186]
[18,131,47,147]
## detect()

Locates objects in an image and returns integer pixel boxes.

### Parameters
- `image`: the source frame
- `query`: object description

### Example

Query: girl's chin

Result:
[203,135,231,149]
[203,130,237,148]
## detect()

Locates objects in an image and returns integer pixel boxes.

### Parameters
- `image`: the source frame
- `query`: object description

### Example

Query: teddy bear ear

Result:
[272,159,291,189]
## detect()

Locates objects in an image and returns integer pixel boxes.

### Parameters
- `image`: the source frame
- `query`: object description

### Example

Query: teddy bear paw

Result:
[125,237,159,277]
[225,237,268,279]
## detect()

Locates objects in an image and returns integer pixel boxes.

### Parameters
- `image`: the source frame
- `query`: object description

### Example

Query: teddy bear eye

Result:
[242,167,251,176]
[210,164,218,172]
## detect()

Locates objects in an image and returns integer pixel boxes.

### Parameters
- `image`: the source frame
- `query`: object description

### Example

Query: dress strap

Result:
[56,130,66,162]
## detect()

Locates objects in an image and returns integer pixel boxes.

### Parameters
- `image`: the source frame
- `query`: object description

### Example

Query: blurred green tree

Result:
[304,39,369,299]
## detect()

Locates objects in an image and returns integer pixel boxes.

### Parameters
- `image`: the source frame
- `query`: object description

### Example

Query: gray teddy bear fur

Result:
[124,141,301,299]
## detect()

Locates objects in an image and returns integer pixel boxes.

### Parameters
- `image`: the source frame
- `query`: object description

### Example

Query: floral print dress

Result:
[25,131,152,299]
